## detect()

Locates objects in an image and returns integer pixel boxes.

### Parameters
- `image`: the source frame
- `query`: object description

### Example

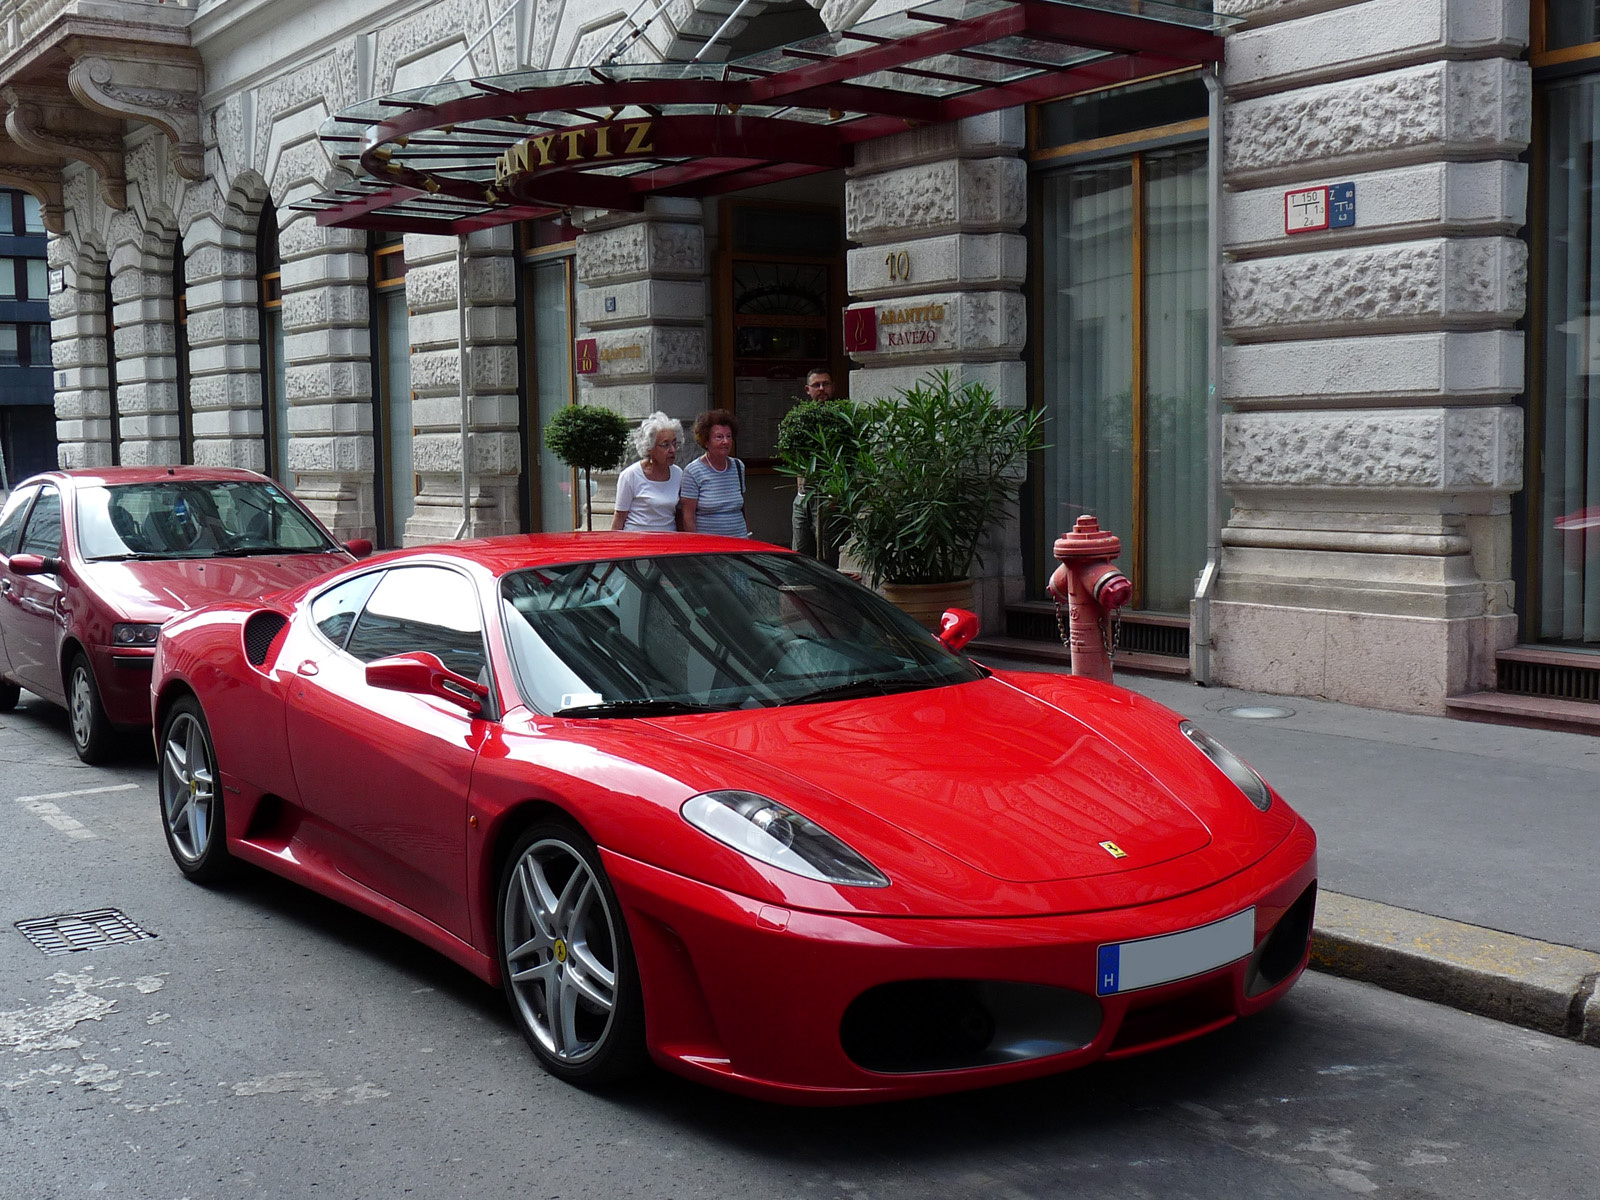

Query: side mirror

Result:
[344,538,374,559]
[8,553,60,577]
[937,607,979,653]
[366,651,489,715]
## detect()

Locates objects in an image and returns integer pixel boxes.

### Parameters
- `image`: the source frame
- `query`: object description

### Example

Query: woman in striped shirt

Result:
[679,409,748,538]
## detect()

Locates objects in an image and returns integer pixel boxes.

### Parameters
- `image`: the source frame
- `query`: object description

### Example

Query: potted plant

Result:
[808,371,1044,626]
[543,404,631,531]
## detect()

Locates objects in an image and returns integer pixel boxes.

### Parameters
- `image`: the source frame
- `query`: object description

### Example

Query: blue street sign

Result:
[1330,182,1356,229]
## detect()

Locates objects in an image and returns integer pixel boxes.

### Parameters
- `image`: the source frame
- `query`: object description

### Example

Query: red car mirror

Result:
[365,651,490,715]
[8,553,60,577]
[345,538,374,559]
[937,607,979,652]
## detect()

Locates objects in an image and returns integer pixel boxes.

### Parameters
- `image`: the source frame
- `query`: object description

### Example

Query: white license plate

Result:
[1096,908,1255,997]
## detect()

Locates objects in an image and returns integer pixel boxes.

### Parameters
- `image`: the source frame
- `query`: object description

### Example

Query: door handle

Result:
[297,660,320,677]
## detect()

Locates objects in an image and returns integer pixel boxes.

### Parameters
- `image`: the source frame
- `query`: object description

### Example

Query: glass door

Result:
[1037,145,1209,614]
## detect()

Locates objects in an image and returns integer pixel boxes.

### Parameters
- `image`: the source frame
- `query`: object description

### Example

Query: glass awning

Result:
[299,0,1232,232]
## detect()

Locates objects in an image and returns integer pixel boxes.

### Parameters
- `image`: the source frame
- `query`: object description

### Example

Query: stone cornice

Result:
[1,82,125,206]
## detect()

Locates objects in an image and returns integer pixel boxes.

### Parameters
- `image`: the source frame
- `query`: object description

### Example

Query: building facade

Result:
[1,0,1594,718]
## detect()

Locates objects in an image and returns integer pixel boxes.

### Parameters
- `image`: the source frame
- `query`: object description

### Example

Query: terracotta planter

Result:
[881,578,975,631]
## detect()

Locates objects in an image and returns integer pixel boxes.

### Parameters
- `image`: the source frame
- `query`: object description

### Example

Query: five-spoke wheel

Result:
[159,697,231,882]
[497,822,645,1084]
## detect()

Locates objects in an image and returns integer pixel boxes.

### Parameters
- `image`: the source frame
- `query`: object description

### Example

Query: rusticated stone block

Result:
[1222,405,1522,491]
[576,219,704,285]
[1226,59,1531,187]
[847,291,1026,366]
[1225,161,1527,257]
[848,361,1027,410]
[1224,237,1526,339]
[576,279,705,329]
[847,233,1026,299]
[1227,0,1527,98]
[575,326,705,382]
[846,158,1026,244]
[853,111,1025,172]
[1223,330,1522,405]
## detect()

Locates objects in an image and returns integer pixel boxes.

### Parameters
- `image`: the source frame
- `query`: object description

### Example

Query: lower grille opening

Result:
[1248,881,1318,996]
[841,979,1102,1074]
[1109,975,1234,1055]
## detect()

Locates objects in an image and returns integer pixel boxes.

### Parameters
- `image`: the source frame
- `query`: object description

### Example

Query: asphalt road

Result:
[2,692,1597,1200]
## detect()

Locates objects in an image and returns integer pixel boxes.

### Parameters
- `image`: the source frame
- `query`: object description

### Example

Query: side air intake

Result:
[243,611,289,667]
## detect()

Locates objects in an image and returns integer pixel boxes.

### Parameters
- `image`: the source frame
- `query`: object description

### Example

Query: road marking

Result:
[12,782,137,840]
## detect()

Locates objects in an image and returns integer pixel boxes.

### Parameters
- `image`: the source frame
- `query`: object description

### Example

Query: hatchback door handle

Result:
[297,660,319,677]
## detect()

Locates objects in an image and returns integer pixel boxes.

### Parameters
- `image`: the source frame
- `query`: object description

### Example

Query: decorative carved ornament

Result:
[66,46,204,181]
[1,84,126,208]
[0,134,65,233]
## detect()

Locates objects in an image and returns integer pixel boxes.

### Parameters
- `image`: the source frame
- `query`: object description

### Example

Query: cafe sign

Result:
[495,120,656,186]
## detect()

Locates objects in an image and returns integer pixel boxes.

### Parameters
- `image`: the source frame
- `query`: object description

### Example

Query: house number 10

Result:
[885,250,911,281]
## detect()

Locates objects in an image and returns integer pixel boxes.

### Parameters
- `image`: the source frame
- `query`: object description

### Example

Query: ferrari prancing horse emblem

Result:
[1099,841,1128,859]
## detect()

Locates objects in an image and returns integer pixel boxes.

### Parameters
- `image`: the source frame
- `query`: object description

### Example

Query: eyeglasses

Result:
[654,439,679,449]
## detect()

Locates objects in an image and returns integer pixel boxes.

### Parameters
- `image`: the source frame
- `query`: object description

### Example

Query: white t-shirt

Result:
[614,461,682,532]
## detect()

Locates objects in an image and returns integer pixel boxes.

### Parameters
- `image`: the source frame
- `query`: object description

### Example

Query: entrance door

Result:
[1037,145,1209,614]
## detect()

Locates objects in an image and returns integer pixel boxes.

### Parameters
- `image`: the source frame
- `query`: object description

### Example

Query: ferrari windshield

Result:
[500,553,983,715]
[76,480,338,561]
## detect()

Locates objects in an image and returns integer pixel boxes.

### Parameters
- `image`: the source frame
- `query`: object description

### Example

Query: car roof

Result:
[24,466,276,489]
[361,533,792,576]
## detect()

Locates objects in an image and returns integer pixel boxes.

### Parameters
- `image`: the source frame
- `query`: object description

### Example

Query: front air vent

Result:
[243,611,289,666]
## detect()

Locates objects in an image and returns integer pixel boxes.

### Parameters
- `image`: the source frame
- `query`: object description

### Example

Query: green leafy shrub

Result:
[543,405,631,531]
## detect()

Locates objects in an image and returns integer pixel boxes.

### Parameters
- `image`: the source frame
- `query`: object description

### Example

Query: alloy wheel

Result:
[502,837,621,1065]
[161,710,216,864]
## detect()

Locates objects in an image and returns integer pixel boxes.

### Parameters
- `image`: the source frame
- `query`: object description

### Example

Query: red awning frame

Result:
[300,0,1230,233]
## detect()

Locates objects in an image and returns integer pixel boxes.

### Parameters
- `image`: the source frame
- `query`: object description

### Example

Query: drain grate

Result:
[15,908,158,956]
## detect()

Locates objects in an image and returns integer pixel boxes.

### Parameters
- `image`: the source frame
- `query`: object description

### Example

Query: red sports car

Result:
[151,535,1317,1105]
[0,467,364,762]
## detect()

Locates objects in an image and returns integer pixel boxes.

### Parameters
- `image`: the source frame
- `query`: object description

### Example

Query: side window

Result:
[17,487,62,556]
[0,485,40,556]
[310,571,385,649]
[344,566,487,681]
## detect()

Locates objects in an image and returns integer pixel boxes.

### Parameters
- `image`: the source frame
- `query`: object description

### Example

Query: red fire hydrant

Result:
[1046,515,1133,684]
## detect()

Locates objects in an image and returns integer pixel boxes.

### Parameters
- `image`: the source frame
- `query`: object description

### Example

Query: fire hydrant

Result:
[1046,515,1132,684]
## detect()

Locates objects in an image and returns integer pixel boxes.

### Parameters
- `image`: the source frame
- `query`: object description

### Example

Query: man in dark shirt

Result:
[791,368,840,566]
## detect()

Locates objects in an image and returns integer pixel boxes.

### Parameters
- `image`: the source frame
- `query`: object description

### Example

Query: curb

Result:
[1310,891,1600,1047]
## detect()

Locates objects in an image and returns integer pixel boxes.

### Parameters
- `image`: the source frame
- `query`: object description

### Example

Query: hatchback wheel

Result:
[67,652,116,764]
[498,821,646,1085]
[159,697,232,883]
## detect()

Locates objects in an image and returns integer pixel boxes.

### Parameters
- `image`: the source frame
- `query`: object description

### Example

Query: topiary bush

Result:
[544,405,631,531]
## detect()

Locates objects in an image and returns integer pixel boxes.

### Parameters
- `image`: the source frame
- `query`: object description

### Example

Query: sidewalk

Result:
[978,652,1600,1047]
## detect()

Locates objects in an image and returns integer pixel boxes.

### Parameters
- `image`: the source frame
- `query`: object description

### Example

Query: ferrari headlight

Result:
[682,791,889,888]
[1179,721,1273,812]
[112,622,162,647]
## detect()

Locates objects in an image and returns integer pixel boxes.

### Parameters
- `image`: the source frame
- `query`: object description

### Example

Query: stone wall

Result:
[1212,0,1530,712]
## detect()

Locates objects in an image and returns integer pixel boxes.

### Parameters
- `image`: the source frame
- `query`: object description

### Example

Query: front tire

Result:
[159,697,232,883]
[67,652,116,764]
[497,821,646,1086]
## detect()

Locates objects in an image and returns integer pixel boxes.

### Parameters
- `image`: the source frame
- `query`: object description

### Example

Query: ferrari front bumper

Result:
[604,817,1318,1104]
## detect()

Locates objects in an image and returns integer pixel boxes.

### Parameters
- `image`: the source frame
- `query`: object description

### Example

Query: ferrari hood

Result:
[87,552,349,620]
[665,677,1212,884]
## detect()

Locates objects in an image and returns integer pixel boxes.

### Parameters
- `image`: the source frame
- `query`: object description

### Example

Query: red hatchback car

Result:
[152,534,1318,1105]
[0,467,363,762]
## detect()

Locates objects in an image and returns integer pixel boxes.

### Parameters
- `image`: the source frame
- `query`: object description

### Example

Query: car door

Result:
[0,484,41,679]
[284,564,491,940]
[3,485,66,699]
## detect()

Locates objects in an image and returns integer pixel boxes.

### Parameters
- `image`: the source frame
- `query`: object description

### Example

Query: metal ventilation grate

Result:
[1005,606,1190,659]
[1497,657,1600,703]
[15,908,158,956]
[243,611,289,666]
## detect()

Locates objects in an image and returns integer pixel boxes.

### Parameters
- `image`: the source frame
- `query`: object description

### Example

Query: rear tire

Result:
[67,652,116,764]
[497,820,647,1087]
[0,678,19,712]
[158,696,233,884]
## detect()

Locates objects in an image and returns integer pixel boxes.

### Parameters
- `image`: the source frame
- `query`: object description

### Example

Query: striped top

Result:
[681,455,748,538]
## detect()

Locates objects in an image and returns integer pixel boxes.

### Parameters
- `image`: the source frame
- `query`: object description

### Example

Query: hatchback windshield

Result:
[500,553,983,715]
[77,481,337,561]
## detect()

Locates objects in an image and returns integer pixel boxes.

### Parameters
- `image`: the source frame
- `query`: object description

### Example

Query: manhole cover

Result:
[15,908,157,956]
[1219,705,1295,720]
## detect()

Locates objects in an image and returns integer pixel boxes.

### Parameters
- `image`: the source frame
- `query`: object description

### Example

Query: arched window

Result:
[104,264,121,467]
[257,203,288,482]
[368,230,412,547]
[173,238,192,464]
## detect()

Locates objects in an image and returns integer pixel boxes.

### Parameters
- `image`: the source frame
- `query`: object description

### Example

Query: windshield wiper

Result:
[554,697,719,718]
[209,546,309,557]
[86,552,173,562]
[779,677,902,706]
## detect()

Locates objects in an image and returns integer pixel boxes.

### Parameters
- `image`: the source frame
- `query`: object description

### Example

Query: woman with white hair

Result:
[610,411,684,532]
